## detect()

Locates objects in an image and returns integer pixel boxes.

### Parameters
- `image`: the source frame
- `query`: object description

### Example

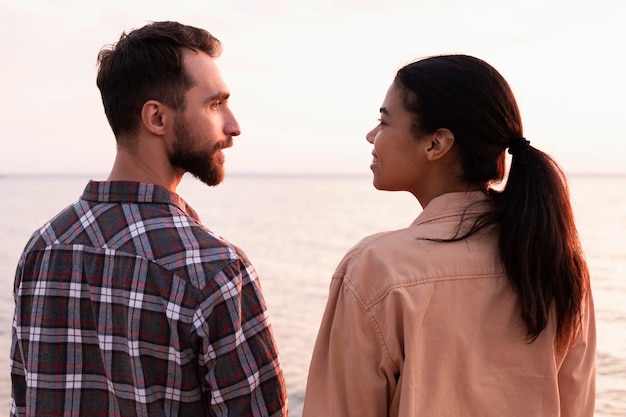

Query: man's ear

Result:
[141,100,169,136]
[424,128,455,161]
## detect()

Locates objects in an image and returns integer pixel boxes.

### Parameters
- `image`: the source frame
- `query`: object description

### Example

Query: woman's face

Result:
[366,83,427,196]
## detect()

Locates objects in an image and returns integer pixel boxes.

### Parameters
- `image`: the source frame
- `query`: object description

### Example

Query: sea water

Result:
[0,174,624,416]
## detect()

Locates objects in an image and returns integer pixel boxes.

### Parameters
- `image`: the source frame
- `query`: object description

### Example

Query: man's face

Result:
[169,50,240,186]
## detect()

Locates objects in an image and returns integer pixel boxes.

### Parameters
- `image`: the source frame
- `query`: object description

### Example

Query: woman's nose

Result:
[365,126,377,144]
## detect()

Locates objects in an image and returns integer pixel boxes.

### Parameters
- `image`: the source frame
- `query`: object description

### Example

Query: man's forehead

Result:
[183,50,226,87]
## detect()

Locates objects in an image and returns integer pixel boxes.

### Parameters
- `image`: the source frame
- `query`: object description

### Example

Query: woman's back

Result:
[303,192,595,416]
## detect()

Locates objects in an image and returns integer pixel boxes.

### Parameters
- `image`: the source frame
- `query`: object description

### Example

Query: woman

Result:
[302,55,595,417]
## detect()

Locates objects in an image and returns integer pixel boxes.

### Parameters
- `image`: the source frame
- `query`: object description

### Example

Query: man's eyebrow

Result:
[379,107,389,115]
[205,91,230,104]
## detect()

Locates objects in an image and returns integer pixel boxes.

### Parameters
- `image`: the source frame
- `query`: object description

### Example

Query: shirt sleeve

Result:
[558,291,596,417]
[10,316,26,417]
[194,258,287,417]
[303,265,398,417]
[10,260,26,417]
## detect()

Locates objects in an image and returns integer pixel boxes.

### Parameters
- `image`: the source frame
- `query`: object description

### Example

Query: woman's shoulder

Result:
[333,225,435,283]
[344,227,421,260]
[333,220,501,305]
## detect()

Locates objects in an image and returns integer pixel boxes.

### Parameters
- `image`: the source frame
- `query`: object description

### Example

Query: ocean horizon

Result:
[2,170,626,179]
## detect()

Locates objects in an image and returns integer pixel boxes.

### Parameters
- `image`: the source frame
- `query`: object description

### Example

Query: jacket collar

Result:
[411,191,490,227]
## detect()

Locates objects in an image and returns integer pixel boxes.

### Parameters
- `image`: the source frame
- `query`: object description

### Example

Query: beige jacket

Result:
[303,192,595,417]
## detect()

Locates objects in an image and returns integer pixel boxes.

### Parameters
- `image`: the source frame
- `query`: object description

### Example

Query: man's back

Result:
[11,181,287,416]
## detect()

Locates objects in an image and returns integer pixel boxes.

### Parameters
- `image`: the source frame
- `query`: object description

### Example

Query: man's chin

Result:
[190,168,224,187]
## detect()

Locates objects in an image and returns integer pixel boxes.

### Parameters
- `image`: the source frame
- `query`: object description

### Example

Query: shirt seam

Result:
[342,278,400,375]
[357,272,505,309]
[23,243,242,293]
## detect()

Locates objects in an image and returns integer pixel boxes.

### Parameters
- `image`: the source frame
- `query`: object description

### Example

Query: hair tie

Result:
[508,137,530,155]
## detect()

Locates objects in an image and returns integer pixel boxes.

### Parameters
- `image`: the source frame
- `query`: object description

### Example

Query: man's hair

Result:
[96,21,222,140]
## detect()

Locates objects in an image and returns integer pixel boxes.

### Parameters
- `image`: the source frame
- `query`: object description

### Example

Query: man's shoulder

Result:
[19,199,254,289]
[21,199,86,250]
[24,197,244,259]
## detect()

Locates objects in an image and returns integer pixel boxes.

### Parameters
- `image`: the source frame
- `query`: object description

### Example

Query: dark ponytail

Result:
[498,144,588,349]
[395,55,589,348]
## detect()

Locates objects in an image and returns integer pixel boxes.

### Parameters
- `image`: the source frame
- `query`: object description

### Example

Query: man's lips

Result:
[219,137,234,150]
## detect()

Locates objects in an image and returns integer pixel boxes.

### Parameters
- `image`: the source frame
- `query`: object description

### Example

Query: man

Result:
[11,21,288,416]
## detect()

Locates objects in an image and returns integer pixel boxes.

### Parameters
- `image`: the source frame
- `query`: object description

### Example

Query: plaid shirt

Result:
[11,181,288,417]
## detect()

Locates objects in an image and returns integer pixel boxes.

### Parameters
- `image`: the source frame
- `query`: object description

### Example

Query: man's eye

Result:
[210,101,222,110]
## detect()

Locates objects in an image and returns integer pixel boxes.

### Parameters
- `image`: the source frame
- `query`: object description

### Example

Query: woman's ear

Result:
[141,100,169,136]
[424,128,455,161]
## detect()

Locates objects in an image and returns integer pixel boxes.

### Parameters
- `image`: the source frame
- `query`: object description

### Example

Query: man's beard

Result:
[170,114,230,186]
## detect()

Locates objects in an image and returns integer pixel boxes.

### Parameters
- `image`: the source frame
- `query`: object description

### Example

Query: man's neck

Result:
[107,147,184,192]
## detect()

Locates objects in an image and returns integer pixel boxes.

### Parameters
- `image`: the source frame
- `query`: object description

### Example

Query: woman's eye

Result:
[377,118,385,126]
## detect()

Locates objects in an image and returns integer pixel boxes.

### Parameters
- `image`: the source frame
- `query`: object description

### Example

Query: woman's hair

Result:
[395,54,589,350]
[96,21,222,140]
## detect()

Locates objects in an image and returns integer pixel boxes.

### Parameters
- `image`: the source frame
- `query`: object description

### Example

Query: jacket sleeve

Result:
[558,291,596,417]
[303,264,398,417]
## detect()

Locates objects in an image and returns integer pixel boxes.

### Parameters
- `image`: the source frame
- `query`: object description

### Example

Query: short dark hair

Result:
[396,55,589,351]
[96,21,222,139]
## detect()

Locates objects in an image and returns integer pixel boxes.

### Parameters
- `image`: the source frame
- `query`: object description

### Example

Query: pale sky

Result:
[1,0,624,176]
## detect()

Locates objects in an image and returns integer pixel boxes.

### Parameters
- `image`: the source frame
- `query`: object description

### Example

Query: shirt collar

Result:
[80,180,201,222]
[411,191,491,227]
